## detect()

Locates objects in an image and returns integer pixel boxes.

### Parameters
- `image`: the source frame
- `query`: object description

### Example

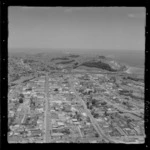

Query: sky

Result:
[8,7,146,51]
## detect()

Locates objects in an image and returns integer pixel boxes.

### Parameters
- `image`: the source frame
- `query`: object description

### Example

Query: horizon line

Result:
[8,47,145,51]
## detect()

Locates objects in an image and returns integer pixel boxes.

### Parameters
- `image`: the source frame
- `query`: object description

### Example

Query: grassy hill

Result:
[8,51,129,83]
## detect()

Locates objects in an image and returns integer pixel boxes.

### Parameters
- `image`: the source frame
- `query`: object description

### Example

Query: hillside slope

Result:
[8,52,128,82]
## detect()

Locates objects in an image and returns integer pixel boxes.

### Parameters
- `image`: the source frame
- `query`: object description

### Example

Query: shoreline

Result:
[125,66,132,74]
[125,66,144,75]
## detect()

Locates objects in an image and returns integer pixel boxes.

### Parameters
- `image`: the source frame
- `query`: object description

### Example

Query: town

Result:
[8,71,145,143]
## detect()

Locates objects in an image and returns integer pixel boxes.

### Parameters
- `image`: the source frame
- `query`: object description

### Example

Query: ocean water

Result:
[76,49,145,68]
[107,52,145,68]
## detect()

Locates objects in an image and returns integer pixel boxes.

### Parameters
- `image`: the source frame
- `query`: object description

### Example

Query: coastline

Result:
[125,66,132,74]
[125,66,144,75]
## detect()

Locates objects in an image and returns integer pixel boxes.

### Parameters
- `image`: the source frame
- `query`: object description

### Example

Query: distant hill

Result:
[79,56,127,72]
[8,54,56,83]
[80,61,117,72]
[51,57,69,61]
[68,54,80,58]
[56,60,75,64]
[8,52,129,83]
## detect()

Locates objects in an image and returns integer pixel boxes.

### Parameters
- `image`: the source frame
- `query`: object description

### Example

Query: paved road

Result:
[44,73,51,143]
[68,77,113,143]
[89,77,143,114]
[46,71,143,143]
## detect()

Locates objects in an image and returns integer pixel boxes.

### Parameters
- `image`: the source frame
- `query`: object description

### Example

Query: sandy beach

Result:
[125,66,144,75]
[125,67,132,74]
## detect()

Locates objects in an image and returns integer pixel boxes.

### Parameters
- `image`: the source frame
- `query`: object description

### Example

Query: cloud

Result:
[128,12,145,18]
[21,7,50,10]
[128,14,135,18]
[20,6,94,12]
[64,7,83,13]
[64,7,93,13]
[21,7,35,9]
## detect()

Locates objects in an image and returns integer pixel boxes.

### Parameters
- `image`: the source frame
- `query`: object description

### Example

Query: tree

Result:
[91,99,97,105]
[27,87,32,91]
[110,76,116,83]
[19,98,24,103]
[95,133,99,137]
[19,93,24,98]
[8,116,15,126]
[93,113,99,118]
[62,129,70,135]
